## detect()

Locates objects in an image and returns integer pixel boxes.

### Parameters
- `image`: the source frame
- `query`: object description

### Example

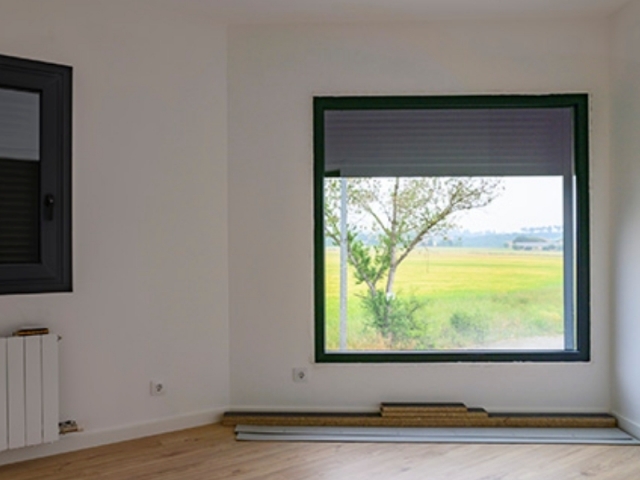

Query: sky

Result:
[455,176,563,233]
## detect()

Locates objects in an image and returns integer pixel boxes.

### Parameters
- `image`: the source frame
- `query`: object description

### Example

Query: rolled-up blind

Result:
[324,107,573,177]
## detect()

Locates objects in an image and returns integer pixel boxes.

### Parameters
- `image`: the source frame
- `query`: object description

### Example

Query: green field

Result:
[324,247,564,351]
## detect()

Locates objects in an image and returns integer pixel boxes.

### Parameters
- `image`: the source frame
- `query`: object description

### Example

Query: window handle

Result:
[44,194,55,221]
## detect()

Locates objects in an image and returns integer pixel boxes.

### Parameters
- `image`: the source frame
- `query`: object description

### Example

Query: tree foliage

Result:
[325,177,503,347]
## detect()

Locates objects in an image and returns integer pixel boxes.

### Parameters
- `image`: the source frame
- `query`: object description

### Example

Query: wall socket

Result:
[150,381,165,396]
[292,368,308,383]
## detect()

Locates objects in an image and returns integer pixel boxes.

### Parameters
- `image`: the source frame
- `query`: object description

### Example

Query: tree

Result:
[325,177,502,346]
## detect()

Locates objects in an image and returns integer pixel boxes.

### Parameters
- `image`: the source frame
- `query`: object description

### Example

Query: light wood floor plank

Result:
[0,424,639,479]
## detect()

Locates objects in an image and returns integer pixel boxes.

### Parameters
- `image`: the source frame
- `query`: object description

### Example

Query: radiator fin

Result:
[0,339,7,451]
[42,334,59,444]
[7,337,25,449]
[25,336,43,446]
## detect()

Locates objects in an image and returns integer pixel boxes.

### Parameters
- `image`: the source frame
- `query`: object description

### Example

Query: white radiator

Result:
[0,334,59,451]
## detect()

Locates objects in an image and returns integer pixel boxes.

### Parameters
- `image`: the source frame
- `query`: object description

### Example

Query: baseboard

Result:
[613,410,640,439]
[0,408,226,467]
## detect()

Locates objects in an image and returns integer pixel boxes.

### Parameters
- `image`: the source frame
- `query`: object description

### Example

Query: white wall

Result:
[611,0,640,438]
[0,0,623,464]
[228,20,612,412]
[0,0,229,463]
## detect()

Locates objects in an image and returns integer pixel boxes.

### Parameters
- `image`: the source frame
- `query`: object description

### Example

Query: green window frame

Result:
[313,94,590,363]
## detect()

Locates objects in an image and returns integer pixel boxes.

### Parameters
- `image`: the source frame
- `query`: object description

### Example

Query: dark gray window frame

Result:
[313,94,590,363]
[0,53,72,295]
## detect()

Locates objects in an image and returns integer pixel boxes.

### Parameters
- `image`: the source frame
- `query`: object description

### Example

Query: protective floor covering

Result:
[236,425,640,445]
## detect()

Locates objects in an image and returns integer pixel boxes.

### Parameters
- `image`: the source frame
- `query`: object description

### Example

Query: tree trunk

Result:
[382,178,401,339]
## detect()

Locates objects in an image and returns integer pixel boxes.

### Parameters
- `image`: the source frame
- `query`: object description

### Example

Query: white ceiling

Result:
[164,0,632,23]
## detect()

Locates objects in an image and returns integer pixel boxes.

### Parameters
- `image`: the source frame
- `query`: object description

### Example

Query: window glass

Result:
[324,176,565,352]
[0,88,40,264]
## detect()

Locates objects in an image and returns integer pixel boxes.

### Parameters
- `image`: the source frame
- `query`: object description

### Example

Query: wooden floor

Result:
[1,424,640,479]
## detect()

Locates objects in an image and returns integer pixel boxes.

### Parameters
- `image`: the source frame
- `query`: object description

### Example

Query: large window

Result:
[0,54,72,294]
[314,95,589,362]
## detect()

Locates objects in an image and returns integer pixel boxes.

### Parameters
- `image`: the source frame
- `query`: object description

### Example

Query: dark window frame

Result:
[313,94,590,363]
[0,53,72,295]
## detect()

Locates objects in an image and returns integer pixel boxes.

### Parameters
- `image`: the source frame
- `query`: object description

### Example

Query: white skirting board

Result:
[0,408,225,467]
[235,425,640,445]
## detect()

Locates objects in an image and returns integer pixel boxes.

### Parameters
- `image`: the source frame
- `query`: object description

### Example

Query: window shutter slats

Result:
[0,159,39,263]
[324,108,573,177]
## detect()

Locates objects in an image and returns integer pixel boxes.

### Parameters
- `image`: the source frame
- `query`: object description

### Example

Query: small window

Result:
[314,95,589,362]
[0,54,72,294]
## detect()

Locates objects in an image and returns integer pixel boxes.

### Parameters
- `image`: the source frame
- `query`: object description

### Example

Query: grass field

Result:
[324,247,564,351]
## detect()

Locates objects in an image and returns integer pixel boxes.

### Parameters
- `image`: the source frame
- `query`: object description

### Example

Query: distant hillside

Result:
[327,228,563,249]
[427,230,562,249]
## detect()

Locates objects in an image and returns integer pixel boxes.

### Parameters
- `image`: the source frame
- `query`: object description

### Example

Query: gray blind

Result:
[0,88,40,161]
[324,107,573,177]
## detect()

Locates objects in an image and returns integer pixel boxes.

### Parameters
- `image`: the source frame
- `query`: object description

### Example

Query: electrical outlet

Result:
[292,368,308,383]
[150,381,165,396]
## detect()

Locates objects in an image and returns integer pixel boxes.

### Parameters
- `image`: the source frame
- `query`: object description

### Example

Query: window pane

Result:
[0,88,40,264]
[0,88,40,161]
[324,176,567,353]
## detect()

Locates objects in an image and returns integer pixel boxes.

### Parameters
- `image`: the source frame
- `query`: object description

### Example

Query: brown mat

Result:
[222,403,617,429]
